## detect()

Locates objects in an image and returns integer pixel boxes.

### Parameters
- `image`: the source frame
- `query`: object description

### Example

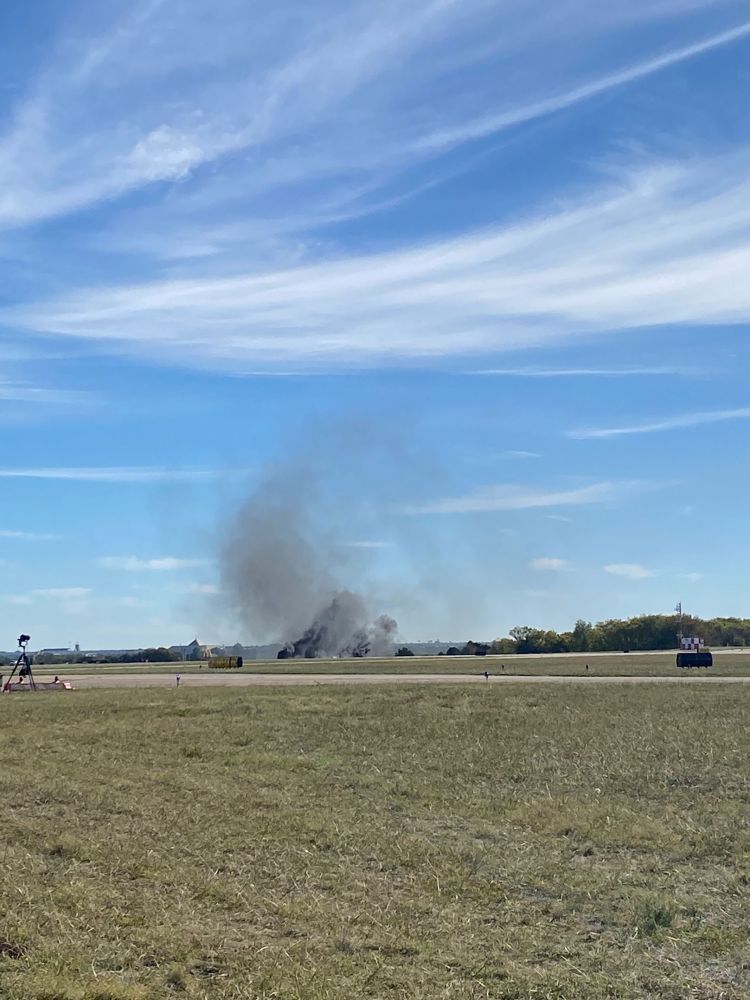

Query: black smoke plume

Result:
[278,592,397,658]
[220,471,398,658]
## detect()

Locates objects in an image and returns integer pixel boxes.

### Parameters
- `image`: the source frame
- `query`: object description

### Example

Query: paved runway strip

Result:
[62,672,750,689]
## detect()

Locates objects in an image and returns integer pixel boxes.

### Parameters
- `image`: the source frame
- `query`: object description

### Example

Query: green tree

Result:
[571,619,592,652]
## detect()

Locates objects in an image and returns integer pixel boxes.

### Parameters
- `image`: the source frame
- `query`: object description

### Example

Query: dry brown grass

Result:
[0,684,748,998]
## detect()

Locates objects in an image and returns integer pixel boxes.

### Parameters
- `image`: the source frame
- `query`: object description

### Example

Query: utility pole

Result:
[675,601,683,648]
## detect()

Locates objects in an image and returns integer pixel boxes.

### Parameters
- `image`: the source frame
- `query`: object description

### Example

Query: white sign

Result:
[680,636,704,650]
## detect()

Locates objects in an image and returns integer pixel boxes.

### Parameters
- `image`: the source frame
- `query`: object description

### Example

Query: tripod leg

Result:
[3,652,25,692]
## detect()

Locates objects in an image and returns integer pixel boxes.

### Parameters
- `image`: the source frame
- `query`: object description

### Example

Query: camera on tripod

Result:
[18,634,30,648]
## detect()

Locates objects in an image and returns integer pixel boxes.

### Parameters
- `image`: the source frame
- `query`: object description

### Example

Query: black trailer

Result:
[676,651,713,669]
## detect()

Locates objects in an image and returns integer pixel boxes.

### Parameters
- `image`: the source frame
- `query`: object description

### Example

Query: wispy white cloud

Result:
[0,466,223,482]
[12,586,96,615]
[531,557,568,571]
[0,0,750,270]
[569,407,750,439]
[12,150,750,368]
[4,594,33,606]
[33,587,91,599]
[187,582,219,594]
[344,540,393,549]
[504,450,542,459]
[416,19,750,152]
[233,371,320,378]
[471,367,698,378]
[0,380,93,405]
[604,563,654,580]
[0,0,743,234]
[0,1,516,227]
[0,529,61,540]
[97,557,208,571]
[403,480,640,514]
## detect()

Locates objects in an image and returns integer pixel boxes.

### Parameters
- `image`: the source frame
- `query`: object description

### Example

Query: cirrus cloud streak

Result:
[97,556,208,571]
[9,152,750,369]
[569,407,750,439]
[403,480,648,515]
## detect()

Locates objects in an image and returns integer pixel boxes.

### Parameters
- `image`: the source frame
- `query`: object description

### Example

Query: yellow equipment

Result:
[208,655,244,669]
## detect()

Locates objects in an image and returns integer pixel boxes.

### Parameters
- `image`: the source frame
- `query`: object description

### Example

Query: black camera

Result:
[18,634,30,647]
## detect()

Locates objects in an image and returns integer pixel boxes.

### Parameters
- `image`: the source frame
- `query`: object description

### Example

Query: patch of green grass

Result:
[30,650,750,677]
[0,685,749,998]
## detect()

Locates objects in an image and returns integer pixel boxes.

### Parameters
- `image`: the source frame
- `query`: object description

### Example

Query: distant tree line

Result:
[33,647,182,665]
[481,615,750,655]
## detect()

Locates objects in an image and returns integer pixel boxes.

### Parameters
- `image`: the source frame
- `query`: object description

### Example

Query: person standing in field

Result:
[176,672,181,688]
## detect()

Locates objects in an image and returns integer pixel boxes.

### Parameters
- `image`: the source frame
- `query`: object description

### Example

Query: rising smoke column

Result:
[278,590,368,658]
[277,596,398,658]
[220,472,398,657]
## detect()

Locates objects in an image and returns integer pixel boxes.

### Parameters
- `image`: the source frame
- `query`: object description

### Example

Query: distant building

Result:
[185,638,213,661]
[35,647,71,664]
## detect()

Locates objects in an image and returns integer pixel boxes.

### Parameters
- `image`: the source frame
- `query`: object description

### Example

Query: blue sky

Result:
[1,0,749,648]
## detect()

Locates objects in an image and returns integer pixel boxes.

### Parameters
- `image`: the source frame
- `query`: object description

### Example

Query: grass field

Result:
[28,649,750,677]
[1,684,749,998]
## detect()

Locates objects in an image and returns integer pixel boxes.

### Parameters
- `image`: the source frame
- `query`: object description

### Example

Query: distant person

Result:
[176,673,181,688]
[484,671,489,681]
[585,664,589,672]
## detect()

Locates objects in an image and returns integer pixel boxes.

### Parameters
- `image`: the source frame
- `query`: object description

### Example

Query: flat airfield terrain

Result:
[27,648,750,685]
[1,683,749,998]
